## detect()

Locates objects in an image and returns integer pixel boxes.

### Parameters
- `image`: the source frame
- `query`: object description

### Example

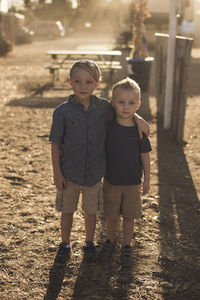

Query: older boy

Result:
[99,78,152,269]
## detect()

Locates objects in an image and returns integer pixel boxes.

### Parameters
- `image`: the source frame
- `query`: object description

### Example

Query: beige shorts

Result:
[103,180,142,219]
[55,180,102,214]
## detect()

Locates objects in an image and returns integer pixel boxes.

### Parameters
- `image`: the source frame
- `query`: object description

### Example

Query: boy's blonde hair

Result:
[70,59,102,82]
[112,77,141,101]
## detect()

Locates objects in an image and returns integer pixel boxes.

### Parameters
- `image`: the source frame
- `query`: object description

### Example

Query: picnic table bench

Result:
[45,50,122,83]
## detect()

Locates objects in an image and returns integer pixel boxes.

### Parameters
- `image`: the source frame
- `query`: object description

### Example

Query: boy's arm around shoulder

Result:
[134,113,150,139]
[140,152,150,195]
[51,142,67,191]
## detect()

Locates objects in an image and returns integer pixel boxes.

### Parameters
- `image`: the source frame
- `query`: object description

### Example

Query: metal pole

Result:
[163,0,179,129]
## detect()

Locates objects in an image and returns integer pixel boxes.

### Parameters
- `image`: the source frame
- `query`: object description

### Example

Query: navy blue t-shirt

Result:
[105,119,152,185]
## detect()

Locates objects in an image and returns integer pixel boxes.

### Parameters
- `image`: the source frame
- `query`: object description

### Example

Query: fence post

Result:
[172,36,193,143]
[155,33,193,143]
[155,33,168,116]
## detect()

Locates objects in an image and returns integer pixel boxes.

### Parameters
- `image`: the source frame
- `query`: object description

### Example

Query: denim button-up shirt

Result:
[49,94,114,186]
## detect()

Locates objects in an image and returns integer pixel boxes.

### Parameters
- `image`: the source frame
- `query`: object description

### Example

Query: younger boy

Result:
[49,60,149,266]
[99,78,152,269]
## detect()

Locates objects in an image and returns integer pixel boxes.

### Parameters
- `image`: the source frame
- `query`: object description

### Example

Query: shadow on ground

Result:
[155,116,200,299]
[6,82,113,109]
[44,265,66,300]
[6,96,68,109]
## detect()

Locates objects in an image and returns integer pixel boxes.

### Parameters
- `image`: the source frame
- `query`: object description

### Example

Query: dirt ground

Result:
[0,32,200,300]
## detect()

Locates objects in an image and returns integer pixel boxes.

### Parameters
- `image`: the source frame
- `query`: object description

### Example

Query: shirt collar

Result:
[68,94,98,110]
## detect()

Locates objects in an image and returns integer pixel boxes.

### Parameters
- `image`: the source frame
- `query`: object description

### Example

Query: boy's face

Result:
[112,88,141,120]
[69,67,99,102]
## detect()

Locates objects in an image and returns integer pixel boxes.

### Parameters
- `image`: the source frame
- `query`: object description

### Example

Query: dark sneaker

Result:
[54,243,71,267]
[83,241,97,264]
[121,245,133,269]
[98,240,115,262]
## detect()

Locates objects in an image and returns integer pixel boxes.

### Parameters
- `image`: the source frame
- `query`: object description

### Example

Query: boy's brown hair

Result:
[70,59,102,82]
[112,77,141,101]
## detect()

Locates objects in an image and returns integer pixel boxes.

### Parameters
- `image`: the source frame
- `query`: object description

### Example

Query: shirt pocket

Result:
[65,117,84,140]
[65,117,80,128]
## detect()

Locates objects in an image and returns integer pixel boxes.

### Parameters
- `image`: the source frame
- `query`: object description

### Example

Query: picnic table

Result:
[45,50,122,83]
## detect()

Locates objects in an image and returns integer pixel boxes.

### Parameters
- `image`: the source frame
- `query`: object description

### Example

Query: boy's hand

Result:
[54,173,67,191]
[134,114,150,139]
[142,179,150,195]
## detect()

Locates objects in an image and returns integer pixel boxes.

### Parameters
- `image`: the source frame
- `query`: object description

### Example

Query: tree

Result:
[129,0,151,58]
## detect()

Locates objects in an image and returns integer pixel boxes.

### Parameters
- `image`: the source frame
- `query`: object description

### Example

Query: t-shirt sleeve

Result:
[49,108,65,144]
[140,133,152,153]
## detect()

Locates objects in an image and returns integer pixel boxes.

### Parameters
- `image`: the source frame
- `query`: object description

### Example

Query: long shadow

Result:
[44,265,66,300]
[156,117,200,299]
[70,212,131,299]
[5,87,111,109]
[72,247,136,299]
[72,258,116,299]
[6,96,68,109]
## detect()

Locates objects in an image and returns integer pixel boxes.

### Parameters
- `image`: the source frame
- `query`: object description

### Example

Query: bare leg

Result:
[106,217,119,243]
[84,213,96,242]
[61,212,73,244]
[123,218,134,246]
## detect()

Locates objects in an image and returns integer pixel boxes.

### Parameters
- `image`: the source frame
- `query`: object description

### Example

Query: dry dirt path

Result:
[0,33,200,299]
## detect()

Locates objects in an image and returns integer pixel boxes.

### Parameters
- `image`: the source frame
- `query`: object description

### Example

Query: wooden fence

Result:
[155,33,193,143]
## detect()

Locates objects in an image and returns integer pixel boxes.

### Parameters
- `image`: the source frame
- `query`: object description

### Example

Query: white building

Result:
[147,0,200,46]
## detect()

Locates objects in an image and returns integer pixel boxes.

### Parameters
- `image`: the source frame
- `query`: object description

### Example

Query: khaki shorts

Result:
[103,180,142,219]
[55,180,102,214]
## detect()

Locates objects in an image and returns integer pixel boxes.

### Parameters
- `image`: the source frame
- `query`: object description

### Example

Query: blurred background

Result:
[0,0,200,47]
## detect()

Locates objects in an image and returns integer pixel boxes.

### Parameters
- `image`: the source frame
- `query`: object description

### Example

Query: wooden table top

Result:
[46,50,122,56]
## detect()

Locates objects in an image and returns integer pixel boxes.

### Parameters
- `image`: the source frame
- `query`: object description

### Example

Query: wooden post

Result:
[172,36,193,143]
[155,34,193,143]
[164,0,179,129]
[155,33,168,117]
